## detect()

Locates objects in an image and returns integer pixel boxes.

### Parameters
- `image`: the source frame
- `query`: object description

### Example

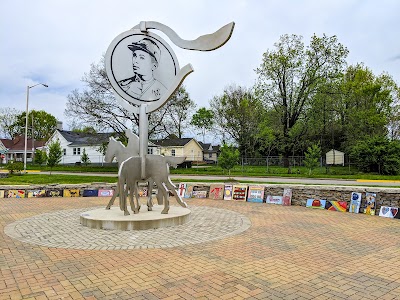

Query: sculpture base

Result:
[80,205,191,231]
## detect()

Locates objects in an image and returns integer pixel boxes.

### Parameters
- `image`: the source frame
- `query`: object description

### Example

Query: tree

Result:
[303,143,321,175]
[350,135,400,175]
[10,110,58,141]
[0,108,22,138]
[81,149,91,166]
[34,149,47,165]
[210,85,264,158]
[190,107,214,142]
[65,56,195,139]
[161,86,196,138]
[218,143,239,175]
[256,34,348,167]
[47,139,62,172]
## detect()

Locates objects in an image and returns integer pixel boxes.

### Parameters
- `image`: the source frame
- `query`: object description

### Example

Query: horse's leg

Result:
[147,180,154,211]
[106,184,118,209]
[128,183,137,214]
[134,181,141,213]
[165,177,188,208]
[159,182,170,214]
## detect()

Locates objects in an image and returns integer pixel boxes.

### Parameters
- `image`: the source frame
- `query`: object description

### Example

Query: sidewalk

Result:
[1,197,400,299]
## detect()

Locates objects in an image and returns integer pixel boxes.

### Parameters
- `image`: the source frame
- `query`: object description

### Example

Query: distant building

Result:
[152,138,204,162]
[0,135,46,164]
[326,149,345,166]
[198,142,220,163]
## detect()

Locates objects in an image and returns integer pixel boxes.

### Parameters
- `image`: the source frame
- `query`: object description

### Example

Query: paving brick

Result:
[1,197,400,300]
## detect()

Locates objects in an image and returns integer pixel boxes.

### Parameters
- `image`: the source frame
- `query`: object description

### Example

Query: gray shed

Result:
[326,149,344,166]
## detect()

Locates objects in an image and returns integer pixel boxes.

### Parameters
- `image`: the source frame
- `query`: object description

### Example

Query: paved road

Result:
[37,171,400,187]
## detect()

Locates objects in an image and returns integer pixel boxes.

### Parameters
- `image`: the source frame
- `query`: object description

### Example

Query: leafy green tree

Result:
[81,149,91,166]
[0,107,22,138]
[10,110,58,141]
[350,135,400,175]
[256,34,348,167]
[34,149,48,165]
[303,144,321,175]
[190,107,214,142]
[6,161,23,174]
[210,85,264,158]
[72,126,97,134]
[47,139,62,173]
[218,143,239,175]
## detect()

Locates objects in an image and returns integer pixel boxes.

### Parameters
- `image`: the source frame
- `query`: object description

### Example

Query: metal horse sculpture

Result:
[104,131,187,215]
[118,155,187,214]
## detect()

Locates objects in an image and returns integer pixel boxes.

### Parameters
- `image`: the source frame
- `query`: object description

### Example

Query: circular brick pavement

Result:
[4,206,251,250]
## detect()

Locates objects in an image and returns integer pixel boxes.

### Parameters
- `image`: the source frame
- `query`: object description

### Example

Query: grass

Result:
[1,164,399,186]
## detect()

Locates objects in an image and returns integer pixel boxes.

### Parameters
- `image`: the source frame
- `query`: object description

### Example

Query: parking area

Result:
[1,197,400,300]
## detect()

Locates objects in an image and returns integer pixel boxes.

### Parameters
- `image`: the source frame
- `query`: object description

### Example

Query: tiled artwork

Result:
[27,190,46,198]
[177,183,186,197]
[379,206,400,219]
[364,192,376,215]
[325,201,347,212]
[247,186,264,203]
[7,190,25,198]
[98,189,114,197]
[184,184,194,198]
[138,187,148,197]
[82,189,99,197]
[265,195,283,205]
[209,184,224,200]
[224,185,233,200]
[349,192,362,213]
[46,189,63,197]
[63,189,80,197]
[282,188,292,206]
[306,199,326,209]
[192,185,209,198]
[233,185,247,201]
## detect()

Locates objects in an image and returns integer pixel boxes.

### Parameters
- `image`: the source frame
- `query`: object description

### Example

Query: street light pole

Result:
[23,83,48,173]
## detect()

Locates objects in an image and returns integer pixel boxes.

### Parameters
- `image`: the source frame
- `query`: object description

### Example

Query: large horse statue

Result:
[118,155,187,214]
[104,130,186,215]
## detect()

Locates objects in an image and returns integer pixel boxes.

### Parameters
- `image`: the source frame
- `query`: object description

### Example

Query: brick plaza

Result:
[1,196,400,300]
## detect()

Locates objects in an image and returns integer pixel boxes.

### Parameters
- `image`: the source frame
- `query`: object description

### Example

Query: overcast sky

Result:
[1,0,400,131]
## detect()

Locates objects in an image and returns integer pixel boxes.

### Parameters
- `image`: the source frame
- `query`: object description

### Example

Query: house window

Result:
[147,148,153,154]
[63,149,66,156]
[171,149,176,156]
[209,153,212,158]
[73,148,81,155]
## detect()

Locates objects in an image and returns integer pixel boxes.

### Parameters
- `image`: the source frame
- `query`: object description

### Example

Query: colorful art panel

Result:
[265,195,283,205]
[247,186,264,203]
[177,183,187,197]
[306,199,326,209]
[209,184,224,200]
[63,189,80,197]
[46,189,63,197]
[349,192,362,213]
[27,190,46,198]
[364,192,376,215]
[233,185,247,201]
[0,190,5,198]
[7,190,25,198]
[282,188,292,206]
[184,184,194,198]
[192,185,209,198]
[138,187,148,197]
[325,201,347,212]
[379,206,400,219]
[82,189,99,197]
[224,185,233,200]
[98,189,114,197]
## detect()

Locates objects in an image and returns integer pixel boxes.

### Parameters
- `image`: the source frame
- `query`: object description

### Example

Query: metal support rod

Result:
[139,104,148,179]
[23,86,29,173]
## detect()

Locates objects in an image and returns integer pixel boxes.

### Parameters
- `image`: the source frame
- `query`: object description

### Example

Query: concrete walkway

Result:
[1,197,400,299]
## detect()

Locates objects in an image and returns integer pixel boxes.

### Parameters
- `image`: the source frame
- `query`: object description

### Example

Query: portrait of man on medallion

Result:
[118,38,167,101]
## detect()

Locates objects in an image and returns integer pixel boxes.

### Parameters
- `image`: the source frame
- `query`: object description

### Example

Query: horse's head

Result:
[165,156,186,168]
[104,137,119,163]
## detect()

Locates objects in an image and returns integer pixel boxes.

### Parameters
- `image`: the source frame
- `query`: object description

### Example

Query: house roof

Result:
[152,138,194,147]
[0,135,46,152]
[57,130,114,146]
[198,142,220,153]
